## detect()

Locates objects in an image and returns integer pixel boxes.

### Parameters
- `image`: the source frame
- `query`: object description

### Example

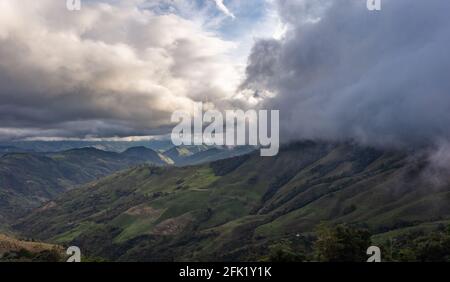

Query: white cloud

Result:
[212,0,235,19]
[0,0,243,139]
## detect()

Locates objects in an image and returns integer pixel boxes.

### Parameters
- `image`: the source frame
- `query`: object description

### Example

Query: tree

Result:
[314,224,371,262]
[261,240,305,262]
[415,232,450,262]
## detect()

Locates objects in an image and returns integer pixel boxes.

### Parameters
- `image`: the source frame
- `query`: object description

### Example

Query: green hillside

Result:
[0,147,168,223]
[15,142,450,261]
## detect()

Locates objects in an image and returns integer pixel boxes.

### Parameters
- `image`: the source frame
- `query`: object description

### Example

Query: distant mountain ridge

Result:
[0,146,34,156]
[0,140,175,153]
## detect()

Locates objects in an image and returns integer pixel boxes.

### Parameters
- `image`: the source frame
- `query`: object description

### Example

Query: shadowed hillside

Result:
[0,147,168,224]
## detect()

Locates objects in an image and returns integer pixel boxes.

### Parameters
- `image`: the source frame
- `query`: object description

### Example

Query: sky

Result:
[0,0,281,141]
[1,0,450,149]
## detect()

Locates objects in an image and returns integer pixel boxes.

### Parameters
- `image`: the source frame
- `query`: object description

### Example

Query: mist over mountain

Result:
[241,0,450,149]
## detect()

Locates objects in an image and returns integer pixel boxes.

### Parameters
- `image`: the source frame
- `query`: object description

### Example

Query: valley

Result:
[8,141,450,261]
[0,144,254,227]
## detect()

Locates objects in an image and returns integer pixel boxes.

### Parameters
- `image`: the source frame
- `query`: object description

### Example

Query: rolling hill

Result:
[0,147,169,224]
[15,141,450,261]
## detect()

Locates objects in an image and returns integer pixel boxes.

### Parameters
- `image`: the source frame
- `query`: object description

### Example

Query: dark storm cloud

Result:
[242,0,450,148]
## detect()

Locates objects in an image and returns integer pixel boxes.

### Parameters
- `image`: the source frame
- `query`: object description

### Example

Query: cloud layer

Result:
[242,0,450,148]
[2,0,449,148]
[0,0,241,140]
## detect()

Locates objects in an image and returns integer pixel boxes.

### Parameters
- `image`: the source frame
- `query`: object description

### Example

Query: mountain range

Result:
[0,140,175,153]
[0,145,254,229]
[12,141,450,261]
